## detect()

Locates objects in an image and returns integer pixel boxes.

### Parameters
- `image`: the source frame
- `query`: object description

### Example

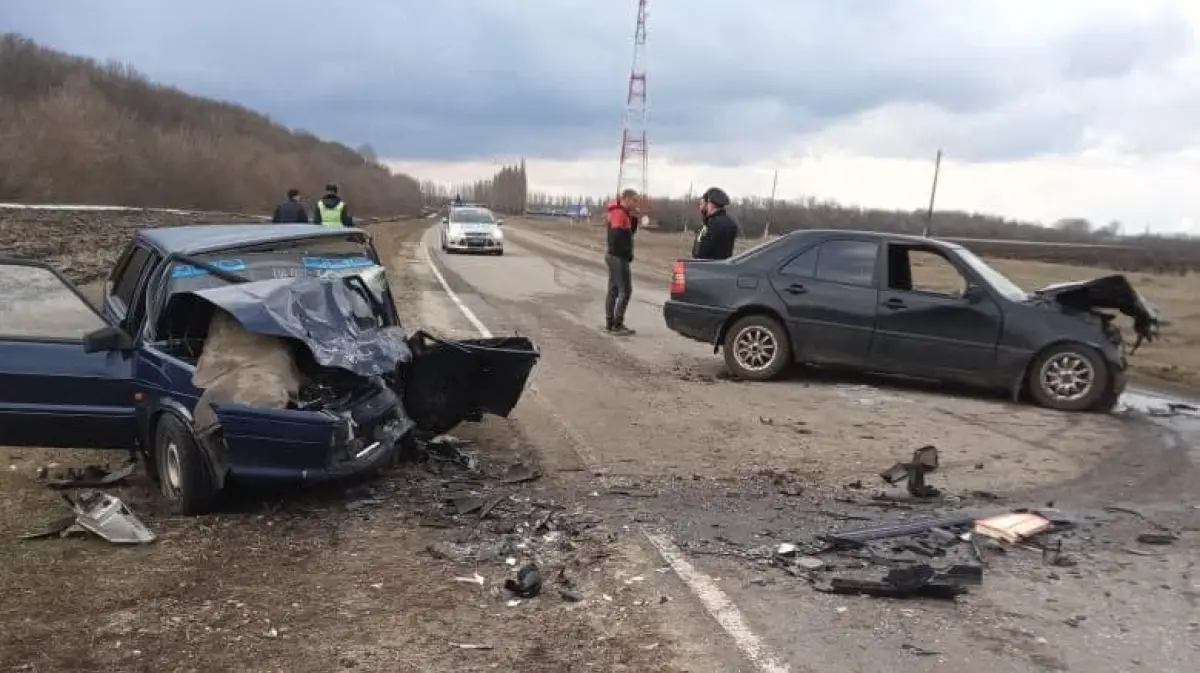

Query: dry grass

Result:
[517,218,1200,393]
[0,34,422,215]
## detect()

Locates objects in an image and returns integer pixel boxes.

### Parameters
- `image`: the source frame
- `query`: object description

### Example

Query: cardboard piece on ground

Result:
[974,512,1051,544]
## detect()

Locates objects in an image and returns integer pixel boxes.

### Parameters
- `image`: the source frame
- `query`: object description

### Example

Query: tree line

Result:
[0,34,424,216]
[419,160,528,214]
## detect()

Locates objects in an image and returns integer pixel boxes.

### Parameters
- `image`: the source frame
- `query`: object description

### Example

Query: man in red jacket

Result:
[604,189,640,335]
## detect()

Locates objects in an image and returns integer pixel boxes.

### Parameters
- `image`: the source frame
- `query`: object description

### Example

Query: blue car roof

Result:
[137,224,368,255]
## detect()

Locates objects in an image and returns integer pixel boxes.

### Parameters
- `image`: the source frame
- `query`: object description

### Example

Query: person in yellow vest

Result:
[313,183,354,227]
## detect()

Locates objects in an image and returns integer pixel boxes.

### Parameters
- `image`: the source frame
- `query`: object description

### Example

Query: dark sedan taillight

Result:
[670,260,686,295]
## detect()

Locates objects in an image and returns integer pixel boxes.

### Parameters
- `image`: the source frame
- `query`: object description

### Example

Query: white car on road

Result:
[440,206,504,255]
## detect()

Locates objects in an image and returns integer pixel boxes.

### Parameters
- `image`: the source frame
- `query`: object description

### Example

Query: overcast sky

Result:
[9,0,1200,232]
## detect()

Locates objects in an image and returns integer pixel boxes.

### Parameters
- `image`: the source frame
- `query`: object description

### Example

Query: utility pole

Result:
[763,168,779,239]
[683,181,693,233]
[922,149,942,238]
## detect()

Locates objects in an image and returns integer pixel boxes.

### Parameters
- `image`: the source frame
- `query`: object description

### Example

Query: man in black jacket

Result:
[271,188,309,223]
[604,188,640,335]
[692,186,739,260]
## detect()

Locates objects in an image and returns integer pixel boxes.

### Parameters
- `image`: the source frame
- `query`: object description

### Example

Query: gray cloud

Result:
[5,0,1197,164]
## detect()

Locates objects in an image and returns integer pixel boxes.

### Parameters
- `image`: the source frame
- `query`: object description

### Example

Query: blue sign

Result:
[172,258,247,279]
[300,256,375,270]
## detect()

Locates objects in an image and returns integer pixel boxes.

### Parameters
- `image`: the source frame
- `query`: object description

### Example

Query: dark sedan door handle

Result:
[883,297,906,310]
[784,283,807,295]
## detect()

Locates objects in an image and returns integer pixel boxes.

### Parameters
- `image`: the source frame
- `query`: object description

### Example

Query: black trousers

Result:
[605,254,632,327]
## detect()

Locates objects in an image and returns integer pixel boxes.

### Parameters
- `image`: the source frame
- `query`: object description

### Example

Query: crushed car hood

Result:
[1032,274,1161,342]
[165,275,410,377]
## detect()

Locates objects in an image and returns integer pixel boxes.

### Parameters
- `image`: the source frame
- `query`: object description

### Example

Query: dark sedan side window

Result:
[778,246,818,277]
[814,240,878,287]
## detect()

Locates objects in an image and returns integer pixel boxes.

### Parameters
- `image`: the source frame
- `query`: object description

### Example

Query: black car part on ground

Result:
[1031,274,1162,350]
[401,331,540,435]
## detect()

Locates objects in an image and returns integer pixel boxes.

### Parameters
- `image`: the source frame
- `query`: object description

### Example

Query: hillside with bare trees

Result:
[0,34,423,215]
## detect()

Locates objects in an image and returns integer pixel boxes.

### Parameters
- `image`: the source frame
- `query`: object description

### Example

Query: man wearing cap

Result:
[692,187,739,260]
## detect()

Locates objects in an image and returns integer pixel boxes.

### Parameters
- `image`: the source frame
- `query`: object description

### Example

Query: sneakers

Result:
[603,322,636,336]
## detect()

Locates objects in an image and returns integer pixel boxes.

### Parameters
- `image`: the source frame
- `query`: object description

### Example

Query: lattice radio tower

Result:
[616,0,649,199]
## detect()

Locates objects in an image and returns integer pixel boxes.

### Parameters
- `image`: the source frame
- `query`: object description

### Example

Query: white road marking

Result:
[418,242,493,338]
[420,230,791,673]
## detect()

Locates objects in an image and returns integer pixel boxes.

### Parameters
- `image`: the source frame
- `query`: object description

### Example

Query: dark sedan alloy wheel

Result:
[733,325,778,372]
[1038,351,1095,403]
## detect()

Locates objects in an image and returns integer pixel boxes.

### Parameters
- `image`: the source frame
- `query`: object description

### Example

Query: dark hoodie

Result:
[692,208,738,260]
[313,193,354,227]
[606,200,637,261]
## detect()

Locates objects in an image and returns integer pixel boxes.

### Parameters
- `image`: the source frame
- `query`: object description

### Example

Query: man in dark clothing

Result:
[271,188,309,223]
[313,183,354,227]
[692,186,739,260]
[604,188,640,335]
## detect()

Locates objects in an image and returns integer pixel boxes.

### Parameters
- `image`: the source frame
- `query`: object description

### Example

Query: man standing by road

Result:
[604,188,640,336]
[692,186,739,260]
[271,188,309,223]
[314,183,354,228]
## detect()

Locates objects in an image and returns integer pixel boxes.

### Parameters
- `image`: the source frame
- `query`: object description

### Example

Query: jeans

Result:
[605,254,632,327]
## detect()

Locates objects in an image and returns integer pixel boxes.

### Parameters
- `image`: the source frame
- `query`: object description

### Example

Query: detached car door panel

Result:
[0,260,138,449]
[768,239,880,366]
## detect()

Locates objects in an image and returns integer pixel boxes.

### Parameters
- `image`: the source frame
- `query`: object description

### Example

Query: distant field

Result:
[514,217,1200,394]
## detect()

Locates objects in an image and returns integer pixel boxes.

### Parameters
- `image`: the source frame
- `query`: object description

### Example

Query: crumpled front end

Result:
[161,274,540,484]
[1031,274,1163,352]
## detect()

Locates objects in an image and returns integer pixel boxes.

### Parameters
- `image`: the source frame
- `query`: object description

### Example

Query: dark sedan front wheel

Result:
[722,314,791,381]
[1028,343,1110,412]
[154,414,219,516]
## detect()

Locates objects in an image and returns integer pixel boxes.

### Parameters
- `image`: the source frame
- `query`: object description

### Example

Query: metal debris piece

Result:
[499,463,541,484]
[813,564,977,599]
[824,513,980,548]
[21,491,155,544]
[18,514,78,540]
[68,490,156,544]
[1136,532,1179,545]
[879,445,941,498]
[505,563,544,598]
[43,460,137,490]
[450,642,493,650]
[606,487,659,498]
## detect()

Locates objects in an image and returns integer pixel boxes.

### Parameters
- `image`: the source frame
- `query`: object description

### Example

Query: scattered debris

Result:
[606,486,659,498]
[454,573,485,586]
[450,642,494,651]
[22,490,155,544]
[879,445,940,498]
[901,643,942,657]
[505,563,544,598]
[1136,532,1179,546]
[766,502,1091,600]
[38,460,137,489]
[499,463,541,484]
[974,512,1052,544]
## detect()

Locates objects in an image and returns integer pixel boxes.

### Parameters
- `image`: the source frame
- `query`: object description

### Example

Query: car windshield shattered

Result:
[954,247,1026,301]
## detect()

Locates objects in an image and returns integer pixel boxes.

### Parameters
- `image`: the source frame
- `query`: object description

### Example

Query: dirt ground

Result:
[0,216,703,673]
[2,212,1198,672]
[515,217,1200,394]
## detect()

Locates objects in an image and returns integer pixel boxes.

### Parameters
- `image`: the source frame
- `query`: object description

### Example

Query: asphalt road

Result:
[413,220,1200,673]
